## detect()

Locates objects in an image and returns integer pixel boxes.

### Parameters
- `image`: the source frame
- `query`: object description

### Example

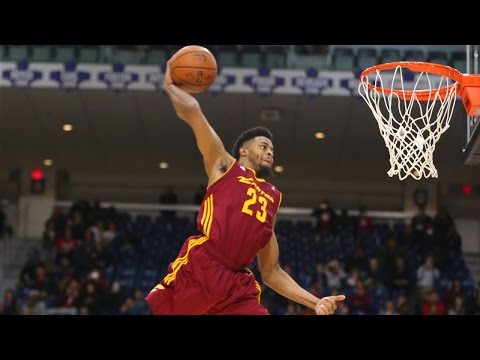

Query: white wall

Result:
[58,171,408,210]
[456,219,480,253]
[17,196,55,240]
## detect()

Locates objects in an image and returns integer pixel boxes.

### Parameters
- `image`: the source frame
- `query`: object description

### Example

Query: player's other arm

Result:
[256,217,345,315]
[163,60,234,181]
[257,229,320,310]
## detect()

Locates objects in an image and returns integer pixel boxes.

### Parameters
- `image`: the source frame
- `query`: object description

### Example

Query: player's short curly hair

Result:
[232,126,273,160]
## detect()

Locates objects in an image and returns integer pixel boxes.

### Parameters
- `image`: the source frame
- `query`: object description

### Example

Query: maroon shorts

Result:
[145,235,268,315]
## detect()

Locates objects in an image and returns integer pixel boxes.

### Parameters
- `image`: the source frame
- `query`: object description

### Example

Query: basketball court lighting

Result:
[315,132,326,139]
[43,159,54,166]
[159,162,169,169]
[63,124,74,132]
[274,165,284,173]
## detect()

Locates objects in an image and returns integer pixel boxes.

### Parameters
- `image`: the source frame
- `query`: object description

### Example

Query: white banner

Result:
[0,60,362,96]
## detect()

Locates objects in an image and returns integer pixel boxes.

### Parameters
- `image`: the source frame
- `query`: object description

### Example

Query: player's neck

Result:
[238,159,270,180]
[239,159,255,171]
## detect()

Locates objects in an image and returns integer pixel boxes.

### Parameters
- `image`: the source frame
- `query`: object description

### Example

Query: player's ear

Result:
[239,147,247,157]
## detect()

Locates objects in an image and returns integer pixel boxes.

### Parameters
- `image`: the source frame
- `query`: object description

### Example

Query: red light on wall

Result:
[31,168,45,181]
[30,168,45,194]
[461,184,474,195]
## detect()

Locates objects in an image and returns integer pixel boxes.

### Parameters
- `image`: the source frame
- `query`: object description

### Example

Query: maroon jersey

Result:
[197,161,282,268]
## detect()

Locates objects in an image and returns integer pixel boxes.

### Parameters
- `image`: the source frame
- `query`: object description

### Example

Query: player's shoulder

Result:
[269,182,282,195]
[262,179,281,195]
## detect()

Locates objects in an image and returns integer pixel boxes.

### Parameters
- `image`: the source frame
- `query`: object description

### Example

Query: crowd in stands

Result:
[1,197,479,315]
[1,45,465,72]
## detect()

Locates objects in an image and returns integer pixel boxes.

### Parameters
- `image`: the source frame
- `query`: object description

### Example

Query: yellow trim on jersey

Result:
[245,267,262,303]
[163,235,209,285]
[149,283,165,293]
[255,280,262,303]
[246,167,266,182]
[277,191,283,211]
[200,196,208,225]
[201,194,214,237]
[207,160,237,189]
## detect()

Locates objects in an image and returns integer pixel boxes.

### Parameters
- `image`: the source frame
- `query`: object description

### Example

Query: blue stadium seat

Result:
[78,45,100,63]
[216,44,238,67]
[427,50,449,65]
[144,48,168,65]
[54,45,77,63]
[380,48,402,64]
[451,51,466,73]
[240,45,263,68]
[7,45,29,62]
[31,45,52,62]
[356,48,378,71]
[403,49,425,62]
[111,48,142,65]
[0,45,6,60]
[331,47,355,71]
[264,46,287,69]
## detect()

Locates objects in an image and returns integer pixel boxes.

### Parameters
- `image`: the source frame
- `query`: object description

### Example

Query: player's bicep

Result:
[188,113,233,176]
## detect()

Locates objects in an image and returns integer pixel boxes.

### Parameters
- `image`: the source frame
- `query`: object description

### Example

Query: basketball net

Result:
[358,64,458,180]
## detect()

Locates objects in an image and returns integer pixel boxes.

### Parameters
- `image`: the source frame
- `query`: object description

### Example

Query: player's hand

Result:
[315,295,346,315]
[163,60,200,121]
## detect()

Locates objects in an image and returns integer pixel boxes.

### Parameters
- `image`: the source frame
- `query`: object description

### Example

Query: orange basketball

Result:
[170,45,217,94]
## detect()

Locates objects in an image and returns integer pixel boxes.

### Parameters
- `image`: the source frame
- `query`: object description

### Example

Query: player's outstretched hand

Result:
[315,295,346,315]
[163,60,200,122]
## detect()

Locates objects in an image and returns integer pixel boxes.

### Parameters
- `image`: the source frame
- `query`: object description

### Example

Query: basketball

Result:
[170,45,217,94]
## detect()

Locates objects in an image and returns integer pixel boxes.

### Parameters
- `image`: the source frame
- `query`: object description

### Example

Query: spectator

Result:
[364,257,386,290]
[377,237,406,275]
[1,289,19,315]
[349,281,371,314]
[355,206,373,233]
[337,208,353,232]
[443,280,463,310]
[193,185,207,205]
[388,256,413,297]
[465,285,480,315]
[42,219,57,254]
[159,185,178,218]
[55,227,79,261]
[312,199,337,233]
[378,300,399,315]
[433,206,454,246]
[446,225,462,250]
[324,259,347,290]
[395,293,411,315]
[447,295,465,315]
[347,247,369,275]
[421,290,446,315]
[411,205,433,254]
[416,255,440,301]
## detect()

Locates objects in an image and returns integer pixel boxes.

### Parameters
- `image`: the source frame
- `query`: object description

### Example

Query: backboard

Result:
[464,45,480,165]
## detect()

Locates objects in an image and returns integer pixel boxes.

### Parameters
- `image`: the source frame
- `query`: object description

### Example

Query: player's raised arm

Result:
[163,60,234,182]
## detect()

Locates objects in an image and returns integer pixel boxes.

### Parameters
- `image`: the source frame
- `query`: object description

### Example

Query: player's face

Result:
[245,136,274,178]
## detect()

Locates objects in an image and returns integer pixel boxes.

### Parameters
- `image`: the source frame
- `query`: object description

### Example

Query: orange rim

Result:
[359,61,464,100]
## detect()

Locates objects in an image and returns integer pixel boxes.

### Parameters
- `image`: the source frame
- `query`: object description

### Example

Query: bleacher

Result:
[7,201,477,315]
[0,45,468,73]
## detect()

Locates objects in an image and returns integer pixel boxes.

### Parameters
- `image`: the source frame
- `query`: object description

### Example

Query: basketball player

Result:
[145,60,346,315]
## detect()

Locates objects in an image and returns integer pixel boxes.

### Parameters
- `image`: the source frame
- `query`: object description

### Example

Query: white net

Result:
[358,65,458,180]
